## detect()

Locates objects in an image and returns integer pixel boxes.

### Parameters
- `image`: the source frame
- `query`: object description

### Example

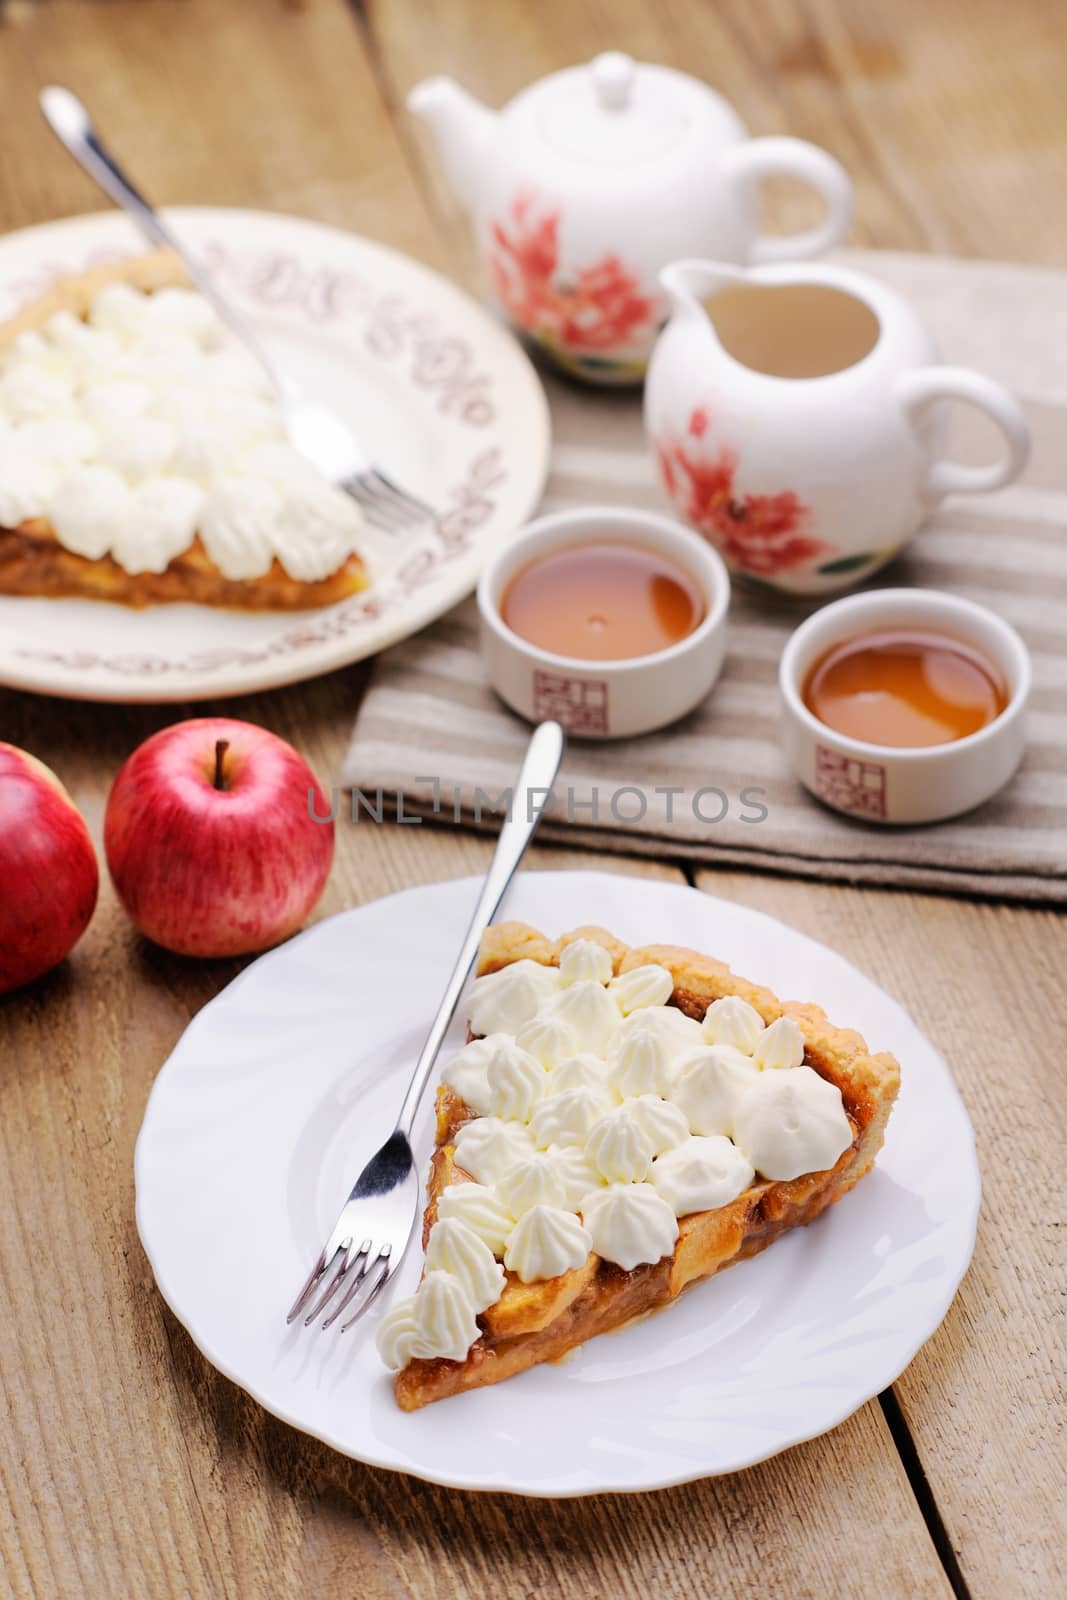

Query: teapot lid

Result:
[506,52,743,165]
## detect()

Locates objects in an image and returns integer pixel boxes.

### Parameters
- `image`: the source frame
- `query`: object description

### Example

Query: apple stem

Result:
[213,739,229,792]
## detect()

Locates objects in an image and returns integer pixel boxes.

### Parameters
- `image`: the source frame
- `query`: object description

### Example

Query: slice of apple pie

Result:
[0,251,372,608]
[377,921,900,1409]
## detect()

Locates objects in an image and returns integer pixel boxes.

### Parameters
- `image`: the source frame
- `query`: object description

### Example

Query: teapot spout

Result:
[407,76,497,214]
[660,259,746,322]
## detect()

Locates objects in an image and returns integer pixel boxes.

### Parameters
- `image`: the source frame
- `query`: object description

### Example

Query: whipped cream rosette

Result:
[504,1205,592,1283]
[557,938,614,986]
[467,959,562,1035]
[424,1218,505,1313]
[547,1051,618,1098]
[452,1116,534,1186]
[732,1066,852,1180]
[609,962,675,1015]
[514,1014,578,1069]
[540,978,621,1055]
[435,1182,515,1255]
[482,1039,548,1121]
[651,1135,755,1215]
[672,1044,760,1138]
[580,1183,679,1272]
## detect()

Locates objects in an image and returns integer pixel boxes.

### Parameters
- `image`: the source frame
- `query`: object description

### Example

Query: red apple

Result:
[104,718,335,958]
[0,743,99,994]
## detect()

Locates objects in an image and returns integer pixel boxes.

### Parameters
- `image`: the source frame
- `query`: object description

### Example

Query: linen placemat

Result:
[343,252,1067,902]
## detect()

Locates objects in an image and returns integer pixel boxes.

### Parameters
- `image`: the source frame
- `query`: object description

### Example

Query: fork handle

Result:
[39,85,282,390]
[396,721,566,1135]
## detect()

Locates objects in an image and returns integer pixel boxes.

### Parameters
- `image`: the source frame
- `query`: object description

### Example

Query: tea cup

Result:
[779,588,1031,824]
[477,506,730,738]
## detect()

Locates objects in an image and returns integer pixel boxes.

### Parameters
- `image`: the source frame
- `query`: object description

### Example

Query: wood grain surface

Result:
[0,2,1063,1597]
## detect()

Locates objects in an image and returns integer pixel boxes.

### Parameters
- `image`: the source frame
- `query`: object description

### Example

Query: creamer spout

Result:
[659,259,747,322]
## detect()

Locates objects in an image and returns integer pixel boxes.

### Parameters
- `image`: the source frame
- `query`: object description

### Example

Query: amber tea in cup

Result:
[501,541,706,661]
[803,626,1008,748]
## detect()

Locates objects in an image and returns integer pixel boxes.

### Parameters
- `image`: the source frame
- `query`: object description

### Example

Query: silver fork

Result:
[287,720,566,1333]
[39,86,435,534]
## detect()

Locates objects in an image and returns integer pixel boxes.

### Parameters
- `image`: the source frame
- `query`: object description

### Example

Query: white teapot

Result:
[408,53,853,383]
[645,258,1031,595]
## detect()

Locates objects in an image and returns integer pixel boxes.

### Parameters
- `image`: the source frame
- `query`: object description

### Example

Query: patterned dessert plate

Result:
[135,871,980,1496]
[0,208,550,701]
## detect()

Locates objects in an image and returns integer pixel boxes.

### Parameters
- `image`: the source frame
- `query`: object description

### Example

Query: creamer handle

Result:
[722,137,853,264]
[896,367,1031,498]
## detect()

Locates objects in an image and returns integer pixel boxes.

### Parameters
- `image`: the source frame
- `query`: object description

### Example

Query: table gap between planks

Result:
[0,1,1063,1597]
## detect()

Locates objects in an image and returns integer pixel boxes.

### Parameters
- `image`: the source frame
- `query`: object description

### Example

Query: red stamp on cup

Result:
[814,744,887,819]
[532,670,610,735]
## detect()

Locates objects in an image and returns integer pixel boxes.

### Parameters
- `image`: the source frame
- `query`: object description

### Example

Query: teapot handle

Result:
[722,137,853,264]
[896,367,1031,498]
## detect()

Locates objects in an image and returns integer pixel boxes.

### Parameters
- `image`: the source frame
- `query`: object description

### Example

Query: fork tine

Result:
[296,1243,348,1327]
[344,473,399,508]
[362,510,407,534]
[361,500,412,532]
[344,472,432,529]
[358,480,415,524]
[366,467,435,520]
[321,1247,371,1330]
[346,484,413,533]
[338,1245,393,1333]
[302,1237,364,1327]
[286,1243,330,1325]
[339,1264,392,1333]
[358,476,424,525]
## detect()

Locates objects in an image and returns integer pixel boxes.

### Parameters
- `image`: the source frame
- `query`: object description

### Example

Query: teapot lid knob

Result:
[590,51,635,111]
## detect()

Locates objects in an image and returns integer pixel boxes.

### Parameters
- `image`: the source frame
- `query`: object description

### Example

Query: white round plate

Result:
[0,208,550,702]
[135,871,979,1496]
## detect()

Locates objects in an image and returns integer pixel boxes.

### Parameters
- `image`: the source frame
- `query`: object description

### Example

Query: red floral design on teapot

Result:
[488,192,655,378]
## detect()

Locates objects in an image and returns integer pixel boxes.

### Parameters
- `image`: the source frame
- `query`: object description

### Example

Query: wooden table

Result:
[1,3,1064,1596]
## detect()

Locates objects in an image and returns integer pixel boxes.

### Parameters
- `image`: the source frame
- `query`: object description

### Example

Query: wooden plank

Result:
[371,0,1067,263]
[694,867,1067,1597]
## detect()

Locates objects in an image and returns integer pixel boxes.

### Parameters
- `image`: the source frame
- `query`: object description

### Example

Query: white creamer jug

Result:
[645,258,1031,594]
